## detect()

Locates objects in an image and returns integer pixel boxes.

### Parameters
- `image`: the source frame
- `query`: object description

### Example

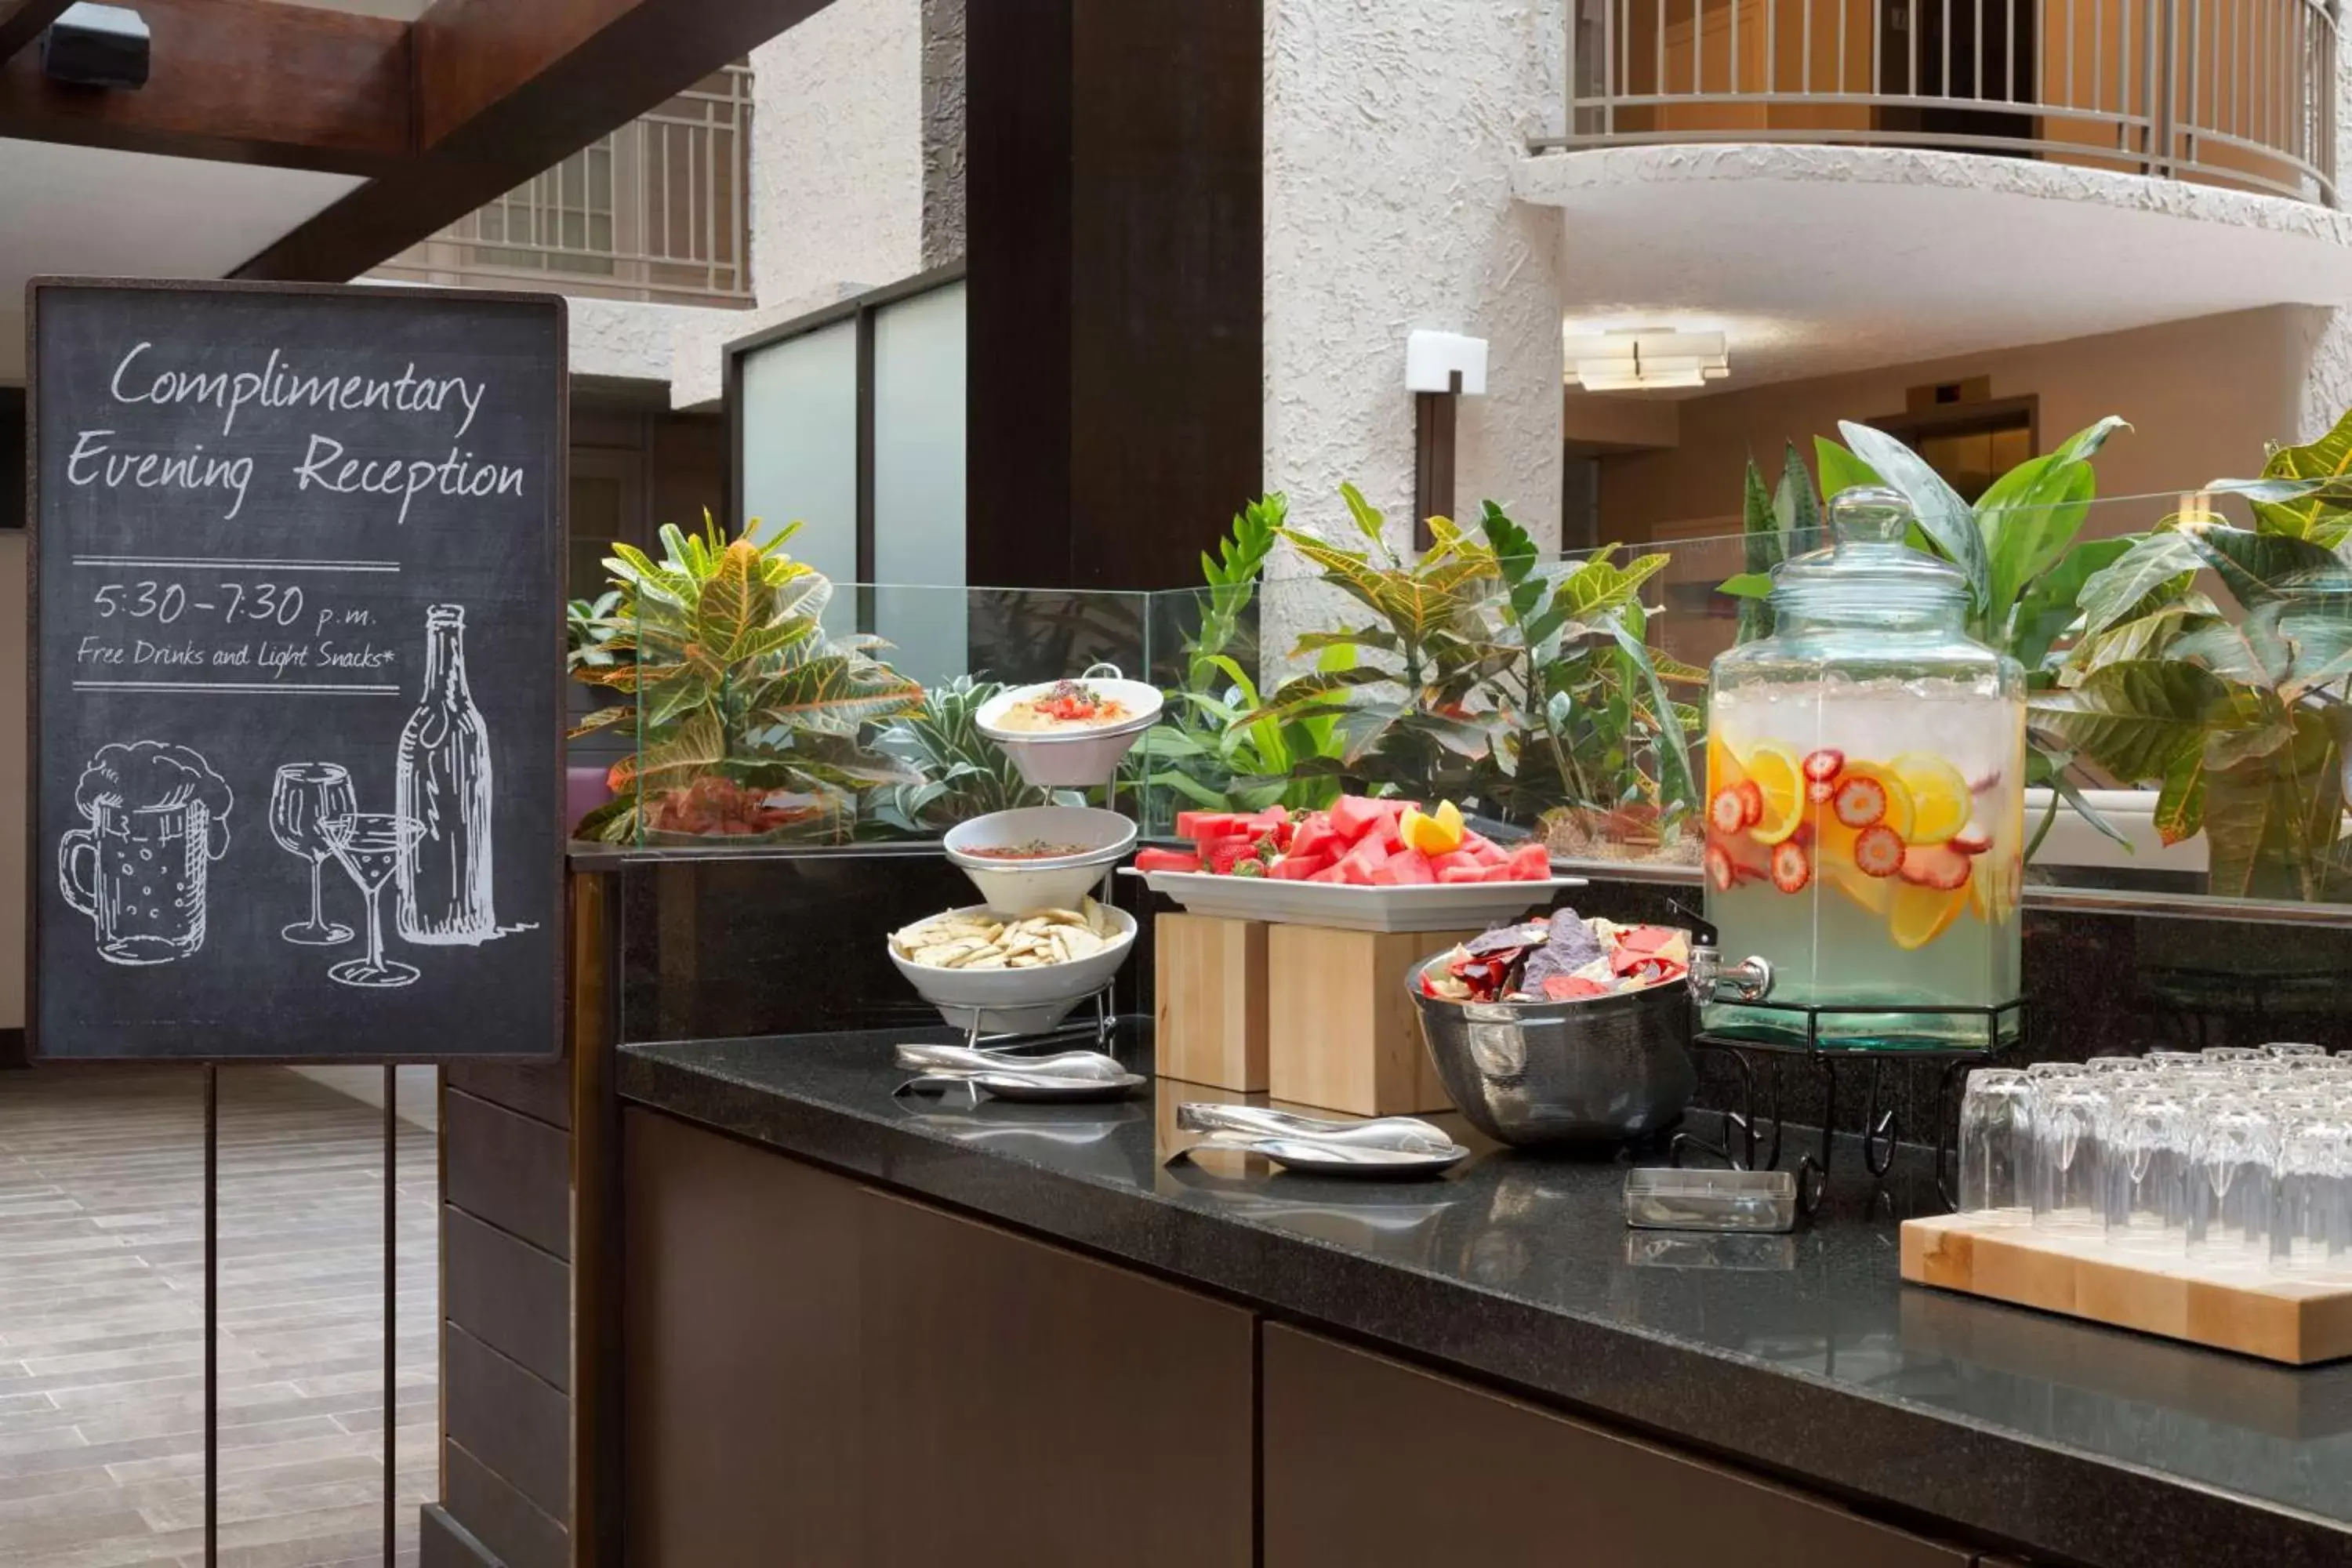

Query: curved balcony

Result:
[1540,0,2337,205]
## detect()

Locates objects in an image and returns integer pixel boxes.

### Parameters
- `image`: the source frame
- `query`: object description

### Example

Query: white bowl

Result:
[943,806,1138,914]
[888,903,1138,1035]
[975,676,1165,788]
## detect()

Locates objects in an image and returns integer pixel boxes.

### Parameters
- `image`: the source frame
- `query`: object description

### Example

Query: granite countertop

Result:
[619,1033,2352,1568]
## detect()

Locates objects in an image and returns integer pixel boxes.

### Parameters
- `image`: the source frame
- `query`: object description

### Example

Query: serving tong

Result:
[1171,1103,1470,1176]
[893,1041,1143,1102]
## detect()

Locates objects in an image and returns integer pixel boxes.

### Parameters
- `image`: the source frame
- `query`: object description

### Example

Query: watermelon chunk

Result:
[1176,811,1247,841]
[1428,849,1480,879]
[1305,864,1348,884]
[1375,849,1435,886]
[1464,836,1508,866]
[1289,817,1343,864]
[1133,847,1201,873]
[1437,865,1490,884]
[1328,795,1386,844]
[1504,843,1552,880]
[1337,837,1391,884]
[1266,856,1325,881]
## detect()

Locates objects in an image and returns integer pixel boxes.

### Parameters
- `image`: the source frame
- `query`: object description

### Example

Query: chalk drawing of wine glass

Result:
[269,764,358,946]
[318,812,425,989]
[58,741,233,966]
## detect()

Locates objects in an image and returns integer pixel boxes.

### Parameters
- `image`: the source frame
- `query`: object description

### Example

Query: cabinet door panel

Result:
[862,1191,1255,1568]
[1263,1324,1971,1568]
[621,1109,864,1567]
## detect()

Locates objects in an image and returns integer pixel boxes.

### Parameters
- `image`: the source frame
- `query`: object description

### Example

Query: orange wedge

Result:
[1817,812,1893,916]
[1890,881,1968,950]
[1743,743,1806,846]
[1890,753,1972,846]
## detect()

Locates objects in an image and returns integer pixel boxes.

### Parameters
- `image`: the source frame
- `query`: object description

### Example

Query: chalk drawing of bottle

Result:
[395,604,496,944]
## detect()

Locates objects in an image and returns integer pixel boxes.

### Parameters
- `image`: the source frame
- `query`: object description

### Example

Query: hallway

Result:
[0,1067,437,1567]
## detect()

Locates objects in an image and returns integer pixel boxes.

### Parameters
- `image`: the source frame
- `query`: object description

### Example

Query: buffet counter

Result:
[616,1032,2352,1568]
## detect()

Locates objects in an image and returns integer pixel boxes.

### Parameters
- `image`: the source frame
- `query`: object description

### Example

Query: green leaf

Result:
[565,702,639,741]
[607,708,726,797]
[1813,437,1882,499]
[2074,533,2205,638]
[1339,482,1394,556]
[2236,403,2352,539]
[2171,603,2294,690]
[1838,421,1991,615]
[743,655,925,735]
[1605,617,1700,811]
[1976,418,2126,620]
[1774,441,1824,555]
[2180,521,2352,609]
[2011,535,2132,673]
[2060,601,2212,683]
[1718,572,1775,600]
[2153,747,2207,845]
[2027,659,2234,781]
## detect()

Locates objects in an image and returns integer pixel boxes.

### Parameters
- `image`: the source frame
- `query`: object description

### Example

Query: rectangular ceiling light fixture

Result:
[1564,328,1729,393]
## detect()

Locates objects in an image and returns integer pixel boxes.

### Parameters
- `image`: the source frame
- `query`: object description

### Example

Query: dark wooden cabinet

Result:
[1260,1324,1974,1568]
[622,1109,1254,1568]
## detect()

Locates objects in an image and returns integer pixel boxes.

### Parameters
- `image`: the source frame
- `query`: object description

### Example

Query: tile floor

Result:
[0,1065,438,1567]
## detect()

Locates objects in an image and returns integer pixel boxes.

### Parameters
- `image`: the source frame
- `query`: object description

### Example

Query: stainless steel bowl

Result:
[1406,954,1699,1149]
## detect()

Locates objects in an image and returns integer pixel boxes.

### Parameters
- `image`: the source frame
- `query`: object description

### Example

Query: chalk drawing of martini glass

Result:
[318,813,424,989]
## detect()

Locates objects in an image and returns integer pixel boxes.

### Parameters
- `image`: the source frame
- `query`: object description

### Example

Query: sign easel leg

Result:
[204,1064,217,1568]
[383,1065,396,1568]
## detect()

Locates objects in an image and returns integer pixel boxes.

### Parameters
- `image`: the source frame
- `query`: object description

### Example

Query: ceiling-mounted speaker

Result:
[43,3,150,89]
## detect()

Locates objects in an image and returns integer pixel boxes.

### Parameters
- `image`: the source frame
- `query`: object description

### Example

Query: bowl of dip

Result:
[976,669,1165,788]
[944,806,1138,914]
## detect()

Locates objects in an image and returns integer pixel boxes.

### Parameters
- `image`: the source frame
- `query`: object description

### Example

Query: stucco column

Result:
[1262,0,1568,558]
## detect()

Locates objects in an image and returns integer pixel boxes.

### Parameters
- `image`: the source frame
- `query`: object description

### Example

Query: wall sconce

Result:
[1406,331,1488,551]
[1563,328,1729,392]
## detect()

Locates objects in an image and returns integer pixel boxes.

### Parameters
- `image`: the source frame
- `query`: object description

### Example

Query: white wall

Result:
[1263,0,1569,557]
[749,0,927,307]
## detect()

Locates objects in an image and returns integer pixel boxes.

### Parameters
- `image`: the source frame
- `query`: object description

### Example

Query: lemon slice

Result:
[1399,800,1465,856]
[1890,881,1968,950]
[1742,743,1806,846]
[1890,753,1972,846]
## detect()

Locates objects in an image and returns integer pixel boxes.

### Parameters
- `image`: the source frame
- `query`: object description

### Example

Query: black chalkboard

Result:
[27,280,566,1062]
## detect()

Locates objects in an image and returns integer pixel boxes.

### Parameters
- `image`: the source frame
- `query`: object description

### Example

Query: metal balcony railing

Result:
[1541,0,2337,205]
[374,65,755,306]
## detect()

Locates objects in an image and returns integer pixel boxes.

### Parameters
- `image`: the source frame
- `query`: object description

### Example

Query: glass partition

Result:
[573,485,2352,920]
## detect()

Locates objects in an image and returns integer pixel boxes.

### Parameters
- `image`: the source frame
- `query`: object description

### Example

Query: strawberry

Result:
[1708,787,1748,836]
[1899,844,1973,891]
[1770,839,1812,894]
[1948,822,1992,855]
[1801,749,1846,783]
[1206,836,1261,876]
[1833,774,1889,829]
[1704,842,1736,891]
[1733,779,1765,829]
[1806,778,1838,804]
[1852,824,1905,878]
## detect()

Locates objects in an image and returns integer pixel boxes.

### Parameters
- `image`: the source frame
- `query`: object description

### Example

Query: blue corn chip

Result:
[1518,911,1603,993]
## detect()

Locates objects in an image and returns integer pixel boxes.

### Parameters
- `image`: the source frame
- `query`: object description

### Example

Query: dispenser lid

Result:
[1773,485,1969,606]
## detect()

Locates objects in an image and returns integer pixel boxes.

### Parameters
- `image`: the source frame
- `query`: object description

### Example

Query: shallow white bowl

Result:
[889,903,1138,1035]
[975,677,1166,789]
[943,806,1138,914]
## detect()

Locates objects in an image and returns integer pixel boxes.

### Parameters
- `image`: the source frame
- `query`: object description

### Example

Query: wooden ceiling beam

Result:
[235,0,829,281]
[0,0,410,176]
[0,0,77,67]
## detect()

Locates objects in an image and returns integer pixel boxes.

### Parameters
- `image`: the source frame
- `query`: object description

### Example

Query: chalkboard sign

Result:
[27,280,566,1062]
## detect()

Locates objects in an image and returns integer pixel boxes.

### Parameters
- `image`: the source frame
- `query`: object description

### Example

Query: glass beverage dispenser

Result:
[1702,487,2025,1048]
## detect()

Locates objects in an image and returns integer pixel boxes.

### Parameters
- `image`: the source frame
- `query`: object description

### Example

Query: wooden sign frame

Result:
[24,276,568,1065]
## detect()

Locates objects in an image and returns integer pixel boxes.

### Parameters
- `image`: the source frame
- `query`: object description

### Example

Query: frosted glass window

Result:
[870,281,968,686]
[739,319,858,588]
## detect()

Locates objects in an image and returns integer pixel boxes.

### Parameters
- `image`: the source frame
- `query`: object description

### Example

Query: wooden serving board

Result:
[1900,1213,2352,1365]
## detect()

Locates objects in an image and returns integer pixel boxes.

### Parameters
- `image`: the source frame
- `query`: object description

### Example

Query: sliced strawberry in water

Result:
[1948,822,1992,855]
[1852,824,1905,878]
[1801,748,1846,782]
[1708,787,1748,836]
[1833,774,1889,829]
[1733,779,1765,829]
[1704,842,1736,891]
[1900,843,1973,891]
[1769,839,1812,894]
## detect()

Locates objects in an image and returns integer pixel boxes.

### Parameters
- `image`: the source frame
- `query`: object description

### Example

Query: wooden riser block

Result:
[1901,1212,2352,1365]
[1264,924,1472,1119]
[1154,913,1270,1093]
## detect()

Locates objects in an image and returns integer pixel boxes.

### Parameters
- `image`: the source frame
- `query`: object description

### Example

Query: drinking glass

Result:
[2086,1057,2149,1078]
[2033,1083,2111,1236]
[2029,1062,2092,1083]
[318,813,425,989]
[2107,1088,2192,1252]
[268,764,357,946]
[2265,1043,2328,1058]
[2202,1047,2263,1064]
[1957,1069,2035,1222]
[2195,1102,2277,1262]
[2274,1113,2351,1276]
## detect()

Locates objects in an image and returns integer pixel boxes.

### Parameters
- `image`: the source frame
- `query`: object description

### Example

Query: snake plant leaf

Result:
[2027,659,2234,782]
[1775,441,1824,555]
[2073,533,2205,639]
[1604,617,1700,811]
[1839,421,1991,616]
[1813,437,1882,499]
[2153,747,2208,845]
[1737,459,1781,645]
[2180,522,2352,609]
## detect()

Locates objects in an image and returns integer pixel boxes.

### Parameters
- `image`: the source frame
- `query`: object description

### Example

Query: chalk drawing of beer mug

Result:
[59,741,234,966]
